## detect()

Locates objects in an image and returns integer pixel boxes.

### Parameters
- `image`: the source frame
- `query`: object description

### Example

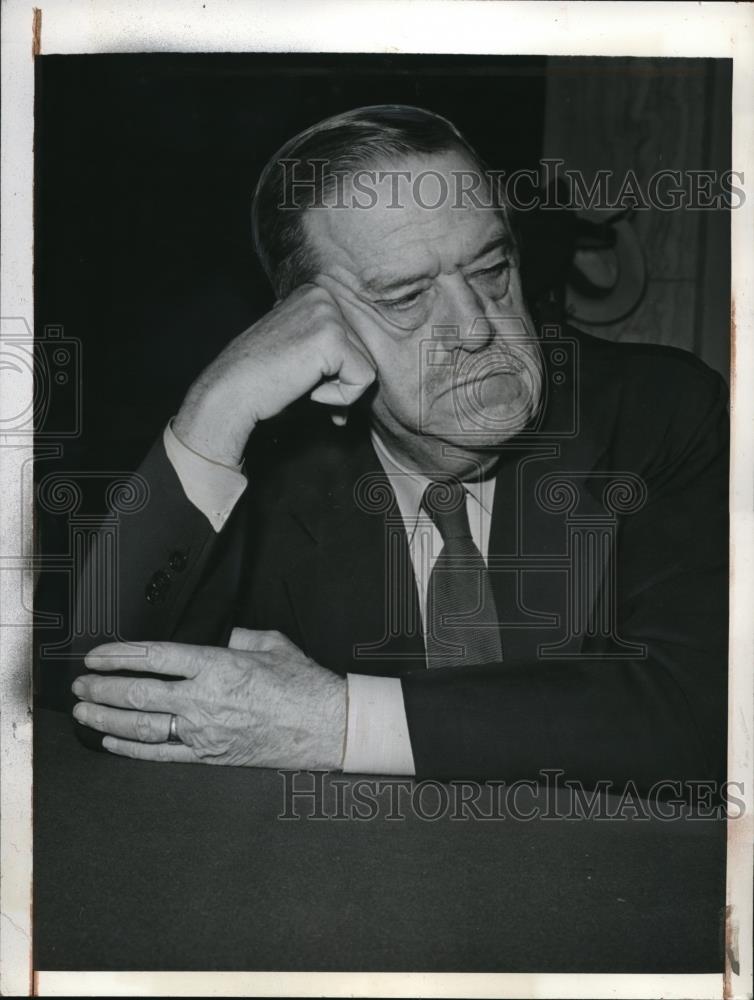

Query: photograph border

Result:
[1,2,751,997]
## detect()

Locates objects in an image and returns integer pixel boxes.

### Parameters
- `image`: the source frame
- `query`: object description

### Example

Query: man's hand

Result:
[71,629,347,770]
[172,279,379,466]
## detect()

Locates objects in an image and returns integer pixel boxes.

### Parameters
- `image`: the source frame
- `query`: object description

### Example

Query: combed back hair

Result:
[251,104,487,298]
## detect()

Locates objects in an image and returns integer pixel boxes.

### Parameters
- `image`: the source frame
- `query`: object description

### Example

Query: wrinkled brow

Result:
[361,232,515,296]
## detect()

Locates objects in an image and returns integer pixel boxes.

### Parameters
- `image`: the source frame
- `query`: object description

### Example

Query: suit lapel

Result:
[283,427,426,676]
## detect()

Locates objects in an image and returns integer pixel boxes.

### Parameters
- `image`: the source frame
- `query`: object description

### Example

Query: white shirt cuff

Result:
[342,674,416,776]
[163,421,248,532]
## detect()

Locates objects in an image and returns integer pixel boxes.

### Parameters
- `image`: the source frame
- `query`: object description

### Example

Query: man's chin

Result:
[422,412,533,451]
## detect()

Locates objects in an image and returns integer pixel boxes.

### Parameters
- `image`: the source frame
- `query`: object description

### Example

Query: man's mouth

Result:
[436,355,527,396]
[460,348,527,376]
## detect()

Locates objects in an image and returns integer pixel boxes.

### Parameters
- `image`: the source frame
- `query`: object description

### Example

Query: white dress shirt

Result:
[163,421,496,776]
[163,421,247,531]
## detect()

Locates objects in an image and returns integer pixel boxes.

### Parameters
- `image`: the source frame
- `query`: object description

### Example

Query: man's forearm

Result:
[401,649,725,790]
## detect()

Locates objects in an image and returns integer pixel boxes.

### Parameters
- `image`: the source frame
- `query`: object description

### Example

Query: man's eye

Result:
[469,259,512,297]
[473,259,510,279]
[382,289,425,311]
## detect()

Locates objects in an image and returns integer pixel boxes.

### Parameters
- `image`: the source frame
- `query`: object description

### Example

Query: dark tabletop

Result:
[33,708,726,972]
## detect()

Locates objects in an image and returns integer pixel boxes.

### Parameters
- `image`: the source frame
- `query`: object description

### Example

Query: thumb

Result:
[228,627,296,653]
[228,627,265,651]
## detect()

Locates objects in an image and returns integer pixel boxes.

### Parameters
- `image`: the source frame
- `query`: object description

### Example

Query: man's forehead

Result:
[357,216,511,292]
[306,190,510,291]
[302,148,510,287]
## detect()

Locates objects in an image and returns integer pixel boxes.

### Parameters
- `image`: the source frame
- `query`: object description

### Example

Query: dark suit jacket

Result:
[71,326,729,791]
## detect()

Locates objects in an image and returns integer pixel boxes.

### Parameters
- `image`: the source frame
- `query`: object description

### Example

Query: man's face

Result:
[304,149,543,475]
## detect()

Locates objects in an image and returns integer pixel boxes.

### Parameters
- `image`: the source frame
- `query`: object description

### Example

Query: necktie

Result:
[423,480,503,669]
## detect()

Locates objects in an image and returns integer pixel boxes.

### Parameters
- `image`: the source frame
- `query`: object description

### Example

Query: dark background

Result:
[34,53,548,471]
[34,54,731,706]
[34,53,550,705]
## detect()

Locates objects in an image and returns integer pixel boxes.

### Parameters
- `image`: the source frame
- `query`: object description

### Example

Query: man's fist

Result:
[172,279,378,465]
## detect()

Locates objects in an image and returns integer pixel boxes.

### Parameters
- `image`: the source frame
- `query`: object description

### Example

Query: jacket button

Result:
[152,569,172,589]
[168,551,187,572]
[145,582,164,605]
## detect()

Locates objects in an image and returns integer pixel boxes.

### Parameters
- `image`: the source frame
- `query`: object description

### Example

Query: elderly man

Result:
[70,105,728,789]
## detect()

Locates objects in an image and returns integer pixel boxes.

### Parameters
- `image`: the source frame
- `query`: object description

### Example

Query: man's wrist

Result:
[316,670,348,771]
[168,418,245,472]
[174,379,256,467]
[163,422,248,532]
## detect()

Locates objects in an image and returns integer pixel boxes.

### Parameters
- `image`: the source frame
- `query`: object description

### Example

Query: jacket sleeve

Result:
[401,364,729,792]
[67,434,247,748]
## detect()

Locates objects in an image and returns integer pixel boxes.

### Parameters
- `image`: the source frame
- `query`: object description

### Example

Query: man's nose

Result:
[433,274,493,354]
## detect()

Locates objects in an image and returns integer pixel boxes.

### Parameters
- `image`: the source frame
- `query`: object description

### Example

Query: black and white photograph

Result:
[1,2,752,997]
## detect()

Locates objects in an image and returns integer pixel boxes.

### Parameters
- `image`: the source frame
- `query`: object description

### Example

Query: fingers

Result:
[84,641,202,678]
[102,736,200,764]
[310,377,371,407]
[73,702,174,743]
[309,327,377,408]
[72,673,178,713]
[299,274,382,416]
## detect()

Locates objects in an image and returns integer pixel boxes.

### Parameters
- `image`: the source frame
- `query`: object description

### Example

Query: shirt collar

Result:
[370,429,495,535]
